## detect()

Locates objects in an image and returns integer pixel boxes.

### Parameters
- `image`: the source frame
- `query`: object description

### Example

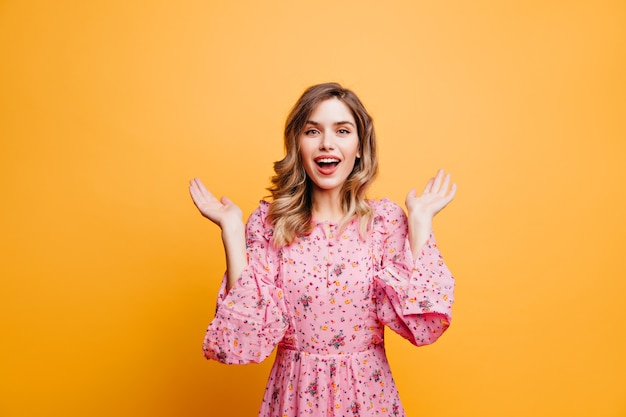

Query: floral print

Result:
[330,331,346,349]
[203,199,455,416]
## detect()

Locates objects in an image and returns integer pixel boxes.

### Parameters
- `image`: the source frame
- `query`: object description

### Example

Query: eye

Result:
[337,128,350,135]
[304,128,320,136]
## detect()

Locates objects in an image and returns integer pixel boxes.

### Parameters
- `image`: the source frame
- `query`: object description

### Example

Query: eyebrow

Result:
[305,120,356,127]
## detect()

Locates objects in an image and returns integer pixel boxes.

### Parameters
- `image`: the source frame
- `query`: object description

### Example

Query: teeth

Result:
[317,158,339,163]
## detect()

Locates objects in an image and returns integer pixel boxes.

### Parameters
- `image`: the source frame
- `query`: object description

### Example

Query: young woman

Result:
[189,83,456,416]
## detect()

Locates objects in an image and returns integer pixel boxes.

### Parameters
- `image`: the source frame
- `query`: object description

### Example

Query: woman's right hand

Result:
[189,178,243,229]
[189,178,247,291]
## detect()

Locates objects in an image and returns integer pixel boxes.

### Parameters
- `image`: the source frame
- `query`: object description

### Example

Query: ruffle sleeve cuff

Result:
[203,278,288,364]
[380,234,454,317]
[374,233,455,346]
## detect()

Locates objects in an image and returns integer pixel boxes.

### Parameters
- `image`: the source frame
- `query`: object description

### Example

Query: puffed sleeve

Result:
[372,199,455,346]
[202,201,288,364]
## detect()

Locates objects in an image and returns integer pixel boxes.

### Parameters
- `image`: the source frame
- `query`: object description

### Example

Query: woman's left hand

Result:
[406,169,456,224]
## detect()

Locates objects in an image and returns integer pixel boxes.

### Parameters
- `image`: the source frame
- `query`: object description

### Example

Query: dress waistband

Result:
[276,342,383,358]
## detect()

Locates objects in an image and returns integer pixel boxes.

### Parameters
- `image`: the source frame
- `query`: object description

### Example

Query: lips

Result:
[314,155,341,175]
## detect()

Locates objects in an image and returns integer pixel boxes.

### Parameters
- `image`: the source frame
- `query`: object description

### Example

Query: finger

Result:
[431,169,444,192]
[189,179,204,200]
[190,177,204,191]
[421,178,434,195]
[189,179,201,199]
[445,183,457,203]
[193,178,213,198]
[405,188,417,206]
[439,173,451,195]
[193,178,219,202]
[189,184,206,208]
[189,181,217,211]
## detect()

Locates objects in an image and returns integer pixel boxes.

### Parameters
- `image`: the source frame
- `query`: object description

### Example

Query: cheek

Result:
[299,149,311,167]
[350,139,361,158]
[298,144,314,173]
[298,138,313,157]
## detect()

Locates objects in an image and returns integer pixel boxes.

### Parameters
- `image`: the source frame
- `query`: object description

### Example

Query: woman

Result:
[189,82,456,416]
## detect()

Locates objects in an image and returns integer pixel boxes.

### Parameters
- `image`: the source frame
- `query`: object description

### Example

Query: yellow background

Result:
[1,1,624,416]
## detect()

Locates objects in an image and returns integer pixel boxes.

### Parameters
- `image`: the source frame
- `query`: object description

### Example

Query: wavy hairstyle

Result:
[267,83,378,247]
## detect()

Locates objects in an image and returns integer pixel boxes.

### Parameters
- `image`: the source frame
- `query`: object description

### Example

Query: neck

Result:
[311,189,344,223]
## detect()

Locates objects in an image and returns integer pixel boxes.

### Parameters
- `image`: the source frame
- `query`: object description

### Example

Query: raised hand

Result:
[405,169,456,223]
[405,169,456,255]
[189,178,243,229]
[189,178,246,291]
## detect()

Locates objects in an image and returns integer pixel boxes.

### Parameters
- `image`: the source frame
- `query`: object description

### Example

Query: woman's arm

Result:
[189,178,246,292]
[373,199,455,346]
[201,202,287,364]
[405,169,456,257]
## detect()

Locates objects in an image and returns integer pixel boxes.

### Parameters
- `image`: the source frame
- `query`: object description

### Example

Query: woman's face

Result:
[299,98,360,200]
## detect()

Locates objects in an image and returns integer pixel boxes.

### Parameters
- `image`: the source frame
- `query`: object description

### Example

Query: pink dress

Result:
[203,199,455,416]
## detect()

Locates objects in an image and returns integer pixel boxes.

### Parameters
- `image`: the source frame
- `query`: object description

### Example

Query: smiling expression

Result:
[299,98,361,199]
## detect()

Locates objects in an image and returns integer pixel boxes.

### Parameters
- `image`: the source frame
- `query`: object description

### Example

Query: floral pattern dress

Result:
[203,199,455,416]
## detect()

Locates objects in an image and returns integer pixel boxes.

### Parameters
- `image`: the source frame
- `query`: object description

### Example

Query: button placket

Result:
[325,224,336,287]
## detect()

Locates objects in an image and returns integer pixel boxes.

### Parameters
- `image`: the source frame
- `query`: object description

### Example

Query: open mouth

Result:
[315,157,340,168]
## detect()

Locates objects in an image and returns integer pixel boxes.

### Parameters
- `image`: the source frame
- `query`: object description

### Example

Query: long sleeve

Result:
[372,200,455,346]
[203,201,288,364]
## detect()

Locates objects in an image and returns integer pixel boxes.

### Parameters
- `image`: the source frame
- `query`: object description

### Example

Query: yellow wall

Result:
[1,1,624,416]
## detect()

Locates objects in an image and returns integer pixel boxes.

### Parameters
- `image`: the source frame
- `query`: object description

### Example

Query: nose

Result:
[319,131,335,150]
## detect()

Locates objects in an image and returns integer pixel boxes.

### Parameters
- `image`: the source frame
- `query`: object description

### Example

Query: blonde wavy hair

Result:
[267,83,378,247]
